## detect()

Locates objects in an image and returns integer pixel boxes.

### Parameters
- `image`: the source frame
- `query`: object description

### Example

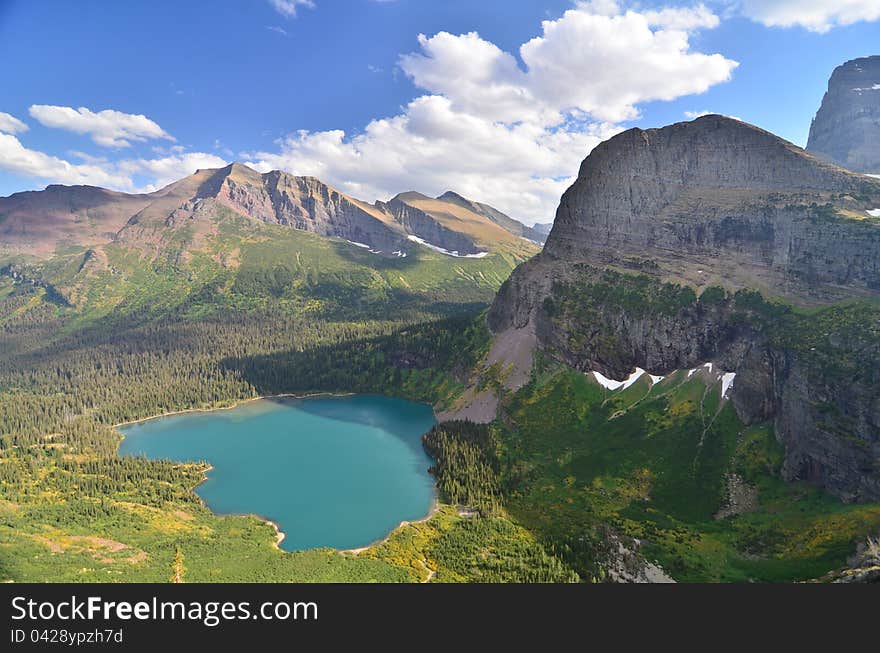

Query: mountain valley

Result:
[2,59,880,584]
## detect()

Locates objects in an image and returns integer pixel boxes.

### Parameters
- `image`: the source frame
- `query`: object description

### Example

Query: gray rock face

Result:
[807,56,880,174]
[829,537,880,583]
[490,116,880,502]
[545,115,880,302]
[214,166,409,252]
[492,263,880,502]
[532,222,553,236]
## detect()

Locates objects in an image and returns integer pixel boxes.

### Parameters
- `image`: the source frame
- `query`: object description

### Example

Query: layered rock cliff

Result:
[382,193,479,255]
[213,164,409,252]
[488,115,880,502]
[807,55,880,174]
[544,115,880,303]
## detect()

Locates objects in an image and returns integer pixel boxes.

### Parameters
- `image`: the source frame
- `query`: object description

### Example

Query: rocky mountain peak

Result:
[437,190,470,204]
[436,191,549,244]
[807,55,880,174]
[544,114,880,301]
[486,114,880,502]
[391,191,433,204]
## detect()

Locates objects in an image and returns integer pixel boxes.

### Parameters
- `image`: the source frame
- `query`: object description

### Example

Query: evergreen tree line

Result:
[0,286,488,510]
[422,421,504,515]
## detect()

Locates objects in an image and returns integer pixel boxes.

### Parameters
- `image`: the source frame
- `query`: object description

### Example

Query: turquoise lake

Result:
[118,395,437,551]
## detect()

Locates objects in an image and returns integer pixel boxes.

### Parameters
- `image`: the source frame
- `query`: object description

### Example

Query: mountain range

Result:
[0,162,544,263]
[2,56,880,584]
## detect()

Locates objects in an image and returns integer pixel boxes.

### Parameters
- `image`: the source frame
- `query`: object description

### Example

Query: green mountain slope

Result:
[496,361,880,582]
[1,200,536,327]
[0,163,542,582]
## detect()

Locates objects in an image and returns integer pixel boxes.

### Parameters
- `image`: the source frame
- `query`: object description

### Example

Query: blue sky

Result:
[0,0,878,223]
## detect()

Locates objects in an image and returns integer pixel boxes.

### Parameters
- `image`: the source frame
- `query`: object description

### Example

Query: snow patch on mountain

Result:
[407,235,488,258]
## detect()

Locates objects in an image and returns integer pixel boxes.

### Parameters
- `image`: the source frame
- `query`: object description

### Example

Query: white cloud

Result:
[575,0,622,16]
[0,133,134,188]
[246,3,737,223]
[518,6,737,122]
[246,96,622,223]
[266,25,288,36]
[3,3,737,222]
[0,112,29,135]
[117,152,228,192]
[268,0,314,18]
[399,32,542,125]
[738,0,880,32]
[28,105,174,148]
[0,132,225,194]
[643,4,720,30]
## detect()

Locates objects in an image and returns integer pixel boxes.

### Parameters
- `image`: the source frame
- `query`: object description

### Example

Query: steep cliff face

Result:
[382,194,479,255]
[215,165,409,252]
[807,56,880,174]
[489,116,880,502]
[532,222,553,236]
[382,191,525,254]
[545,115,880,303]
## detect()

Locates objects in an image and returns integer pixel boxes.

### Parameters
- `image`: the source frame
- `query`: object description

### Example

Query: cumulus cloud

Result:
[643,3,720,30]
[398,6,735,125]
[0,132,225,193]
[117,152,229,192]
[0,112,29,135]
[268,0,314,18]
[4,3,737,221]
[0,133,134,188]
[246,96,622,223]
[738,0,880,33]
[246,2,737,223]
[28,105,174,148]
[518,6,736,123]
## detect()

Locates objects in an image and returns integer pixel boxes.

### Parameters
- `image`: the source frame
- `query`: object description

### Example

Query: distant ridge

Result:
[0,163,542,260]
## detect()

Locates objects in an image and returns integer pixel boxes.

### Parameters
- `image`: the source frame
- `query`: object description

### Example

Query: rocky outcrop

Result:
[829,537,880,583]
[489,115,880,502]
[544,115,880,303]
[807,56,880,174]
[215,165,409,252]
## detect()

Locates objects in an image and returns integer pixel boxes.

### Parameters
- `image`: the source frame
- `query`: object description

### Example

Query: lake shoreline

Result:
[111,392,358,430]
[340,493,440,555]
[114,392,440,557]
